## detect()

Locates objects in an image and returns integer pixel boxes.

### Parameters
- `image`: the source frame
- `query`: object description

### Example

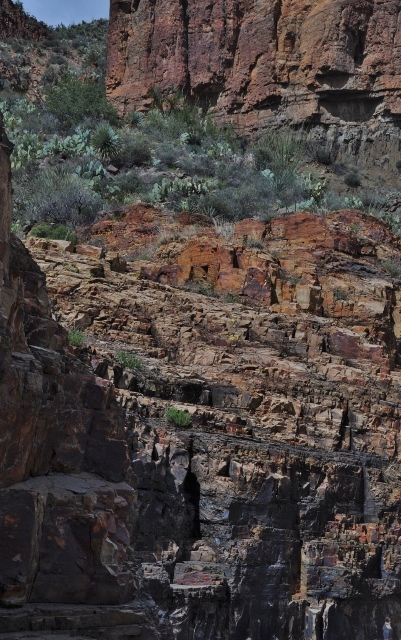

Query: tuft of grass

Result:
[247,237,265,250]
[334,289,348,301]
[382,259,401,278]
[115,350,142,370]
[165,407,192,427]
[69,328,85,347]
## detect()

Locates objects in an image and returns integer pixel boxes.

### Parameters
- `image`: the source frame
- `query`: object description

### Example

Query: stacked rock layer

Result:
[5,196,400,639]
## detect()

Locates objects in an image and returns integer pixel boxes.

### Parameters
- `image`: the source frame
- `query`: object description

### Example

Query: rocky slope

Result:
[106,0,401,171]
[11,199,401,639]
[0,0,47,40]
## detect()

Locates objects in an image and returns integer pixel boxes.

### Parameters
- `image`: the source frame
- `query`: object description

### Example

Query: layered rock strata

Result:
[106,0,401,170]
[21,202,401,639]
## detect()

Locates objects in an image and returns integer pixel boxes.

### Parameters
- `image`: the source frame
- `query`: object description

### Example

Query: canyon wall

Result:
[0,0,47,40]
[106,0,401,169]
[17,200,401,640]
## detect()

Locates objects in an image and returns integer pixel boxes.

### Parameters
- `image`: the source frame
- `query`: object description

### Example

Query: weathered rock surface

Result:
[106,0,401,170]
[20,201,401,639]
[0,0,47,40]
[0,117,164,637]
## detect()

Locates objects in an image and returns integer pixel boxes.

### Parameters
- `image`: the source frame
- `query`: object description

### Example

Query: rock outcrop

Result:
[20,201,401,639]
[106,0,401,170]
[0,0,47,40]
[0,117,164,637]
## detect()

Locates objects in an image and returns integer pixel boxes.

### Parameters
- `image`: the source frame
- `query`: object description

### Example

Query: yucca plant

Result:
[92,124,121,162]
[126,110,144,128]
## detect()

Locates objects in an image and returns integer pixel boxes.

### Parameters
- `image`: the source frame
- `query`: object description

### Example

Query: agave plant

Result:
[92,124,121,162]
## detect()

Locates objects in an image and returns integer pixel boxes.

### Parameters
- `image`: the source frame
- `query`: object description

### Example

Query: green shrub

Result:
[30,224,76,241]
[198,173,273,221]
[144,103,204,142]
[153,142,181,168]
[114,132,152,167]
[69,328,85,347]
[92,124,121,162]
[48,54,67,66]
[114,171,142,195]
[23,169,102,227]
[252,128,305,190]
[115,351,142,370]
[315,147,332,165]
[45,76,119,130]
[165,407,192,427]
[344,172,361,188]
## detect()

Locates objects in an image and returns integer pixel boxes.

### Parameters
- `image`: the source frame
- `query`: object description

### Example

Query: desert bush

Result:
[344,172,361,188]
[114,132,152,167]
[165,407,192,427]
[153,142,181,168]
[24,169,101,227]
[126,110,144,128]
[115,351,142,370]
[114,171,142,195]
[45,76,119,130]
[177,151,215,177]
[252,128,305,189]
[198,170,273,221]
[212,218,235,240]
[247,237,265,250]
[144,102,204,142]
[48,54,67,66]
[312,145,332,165]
